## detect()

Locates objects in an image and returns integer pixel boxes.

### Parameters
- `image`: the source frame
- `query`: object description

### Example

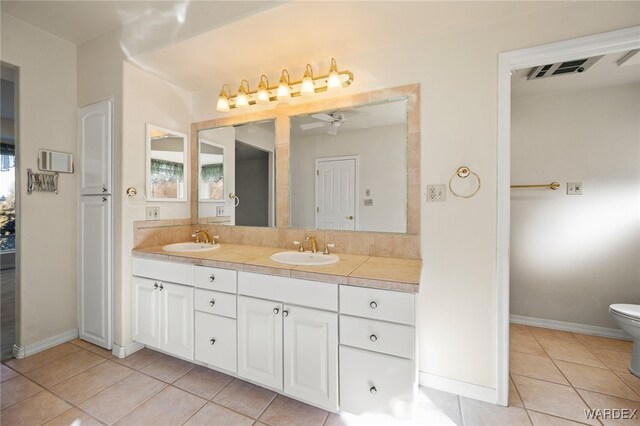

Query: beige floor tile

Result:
[0,363,19,382]
[113,347,164,370]
[259,394,328,426]
[593,348,632,373]
[527,410,591,426]
[173,365,234,400]
[510,351,569,385]
[5,343,81,373]
[529,327,577,343]
[574,334,633,354]
[50,360,134,405]
[511,331,548,357]
[417,386,463,425]
[554,360,639,401]
[213,378,276,418]
[510,376,524,408]
[85,344,120,361]
[511,374,597,425]
[614,370,640,397]
[577,389,640,426]
[69,338,95,349]
[140,354,195,383]
[43,407,104,426]
[534,336,605,368]
[0,390,71,425]
[0,375,43,409]
[184,401,253,426]
[80,371,167,424]
[25,350,106,388]
[114,385,206,426]
[460,396,531,426]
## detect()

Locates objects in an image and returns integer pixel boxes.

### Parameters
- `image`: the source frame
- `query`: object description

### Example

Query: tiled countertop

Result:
[132,244,421,293]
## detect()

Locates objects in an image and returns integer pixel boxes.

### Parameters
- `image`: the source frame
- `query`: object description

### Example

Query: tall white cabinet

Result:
[78,100,113,349]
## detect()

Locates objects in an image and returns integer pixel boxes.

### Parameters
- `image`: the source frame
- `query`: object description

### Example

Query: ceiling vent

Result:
[527,55,603,80]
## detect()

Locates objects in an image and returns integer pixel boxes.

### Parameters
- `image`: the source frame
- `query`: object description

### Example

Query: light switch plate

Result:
[216,205,225,216]
[426,184,447,202]
[145,207,159,220]
[567,182,583,195]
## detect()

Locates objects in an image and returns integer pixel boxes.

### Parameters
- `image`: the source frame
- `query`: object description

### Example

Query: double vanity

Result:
[131,242,420,416]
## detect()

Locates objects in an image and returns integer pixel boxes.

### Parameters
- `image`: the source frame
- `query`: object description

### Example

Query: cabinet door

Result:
[79,100,112,195]
[161,282,194,360]
[237,296,283,390]
[283,305,338,411]
[132,276,160,348]
[79,196,112,349]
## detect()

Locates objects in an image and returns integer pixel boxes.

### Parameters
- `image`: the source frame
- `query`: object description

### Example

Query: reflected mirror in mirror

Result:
[198,120,275,227]
[146,124,188,201]
[290,98,408,233]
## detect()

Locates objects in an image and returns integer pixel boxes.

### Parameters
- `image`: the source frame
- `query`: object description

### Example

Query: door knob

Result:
[346,215,354,220]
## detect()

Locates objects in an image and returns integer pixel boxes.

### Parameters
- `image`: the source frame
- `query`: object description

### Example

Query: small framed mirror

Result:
[146,124,188,202]
[38,149,74,173]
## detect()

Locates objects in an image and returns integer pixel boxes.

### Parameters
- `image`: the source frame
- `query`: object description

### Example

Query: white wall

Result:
[1,13,78,347]
[191,2,640,392]
[290,124,407,233]
[511,83,640,329]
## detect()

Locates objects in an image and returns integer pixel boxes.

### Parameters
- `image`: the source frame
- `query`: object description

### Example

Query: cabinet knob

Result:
[283,310,289,317]
[369,301,377,309]
[273,308,280,315]
[102,187,107,192]
[369,334,377,342]
[209,275,215,282]
[209,299,215,307]
[370,386,377,394]
[210,338,216,345]
[159,284,163,291]
[154,283,158,289]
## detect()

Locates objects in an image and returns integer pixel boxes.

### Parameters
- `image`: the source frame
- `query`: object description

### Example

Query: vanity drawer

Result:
[194,289,236,319]
[133,258,193,286]
[238,272,337,311]
[340,315,414,359]
[339,346,414,416]
[339,285,415,325]
[195,311,237,373]
[194,265,237,293]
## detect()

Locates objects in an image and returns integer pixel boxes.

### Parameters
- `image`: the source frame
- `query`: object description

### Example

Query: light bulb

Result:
[256,76,270,104]
[300,65,315,96]
[277,70,291,100]
[235,81,249,109]
[216,86,230,112]
[327,58,341,90]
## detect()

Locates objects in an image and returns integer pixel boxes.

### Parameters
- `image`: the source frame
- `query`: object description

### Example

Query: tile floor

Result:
[0,325,638,425]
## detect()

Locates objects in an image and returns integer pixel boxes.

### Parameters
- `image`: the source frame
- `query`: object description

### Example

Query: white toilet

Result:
[610,304,640,377]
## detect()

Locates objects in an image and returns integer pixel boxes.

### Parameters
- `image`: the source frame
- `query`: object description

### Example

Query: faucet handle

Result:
[323,243,335,255]
[192,230,202,243]
[212,235,220,244]
[293,241,305,252]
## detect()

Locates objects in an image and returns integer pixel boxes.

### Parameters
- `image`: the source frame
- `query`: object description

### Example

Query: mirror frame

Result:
[146,123,189,202]
[190,83,420,236]
[198,138,226,203]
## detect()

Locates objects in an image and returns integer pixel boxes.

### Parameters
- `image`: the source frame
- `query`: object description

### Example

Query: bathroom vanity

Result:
[131,245,420,416]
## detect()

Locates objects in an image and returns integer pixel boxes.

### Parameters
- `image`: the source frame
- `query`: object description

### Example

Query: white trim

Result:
[419,372,497,404]
[510,315,631,341]
[112,341,145,359]
[12,329,78,359]
[496,26,640,407]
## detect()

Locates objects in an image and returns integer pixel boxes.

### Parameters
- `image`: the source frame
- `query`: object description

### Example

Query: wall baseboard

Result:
[12,329,79,359]
[112,341,145,359]
[419,372,497,404]
[510,315,631,341]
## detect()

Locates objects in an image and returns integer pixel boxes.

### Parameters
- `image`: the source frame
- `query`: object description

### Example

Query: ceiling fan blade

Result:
[311,113,334,122]
[300,122,327,130]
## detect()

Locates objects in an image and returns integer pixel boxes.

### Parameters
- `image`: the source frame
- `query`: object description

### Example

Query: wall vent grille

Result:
[527,56,603,80]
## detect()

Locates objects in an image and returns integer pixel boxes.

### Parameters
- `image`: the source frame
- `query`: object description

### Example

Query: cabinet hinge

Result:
[316,170,319,176]
[316,206,319,213]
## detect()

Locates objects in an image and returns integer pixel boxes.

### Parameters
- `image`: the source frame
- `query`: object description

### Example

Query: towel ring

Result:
[449,166,481,198]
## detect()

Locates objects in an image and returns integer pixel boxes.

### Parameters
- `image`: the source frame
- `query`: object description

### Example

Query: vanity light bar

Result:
[216,58,354,112]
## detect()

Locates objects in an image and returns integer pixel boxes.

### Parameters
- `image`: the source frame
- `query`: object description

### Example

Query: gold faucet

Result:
[192,229,212,244]
[305,236,318,253]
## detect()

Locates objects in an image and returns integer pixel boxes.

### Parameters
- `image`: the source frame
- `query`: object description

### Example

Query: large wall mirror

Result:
[197,120,276,227]
[290,98,408,233]
[146,124,188,201]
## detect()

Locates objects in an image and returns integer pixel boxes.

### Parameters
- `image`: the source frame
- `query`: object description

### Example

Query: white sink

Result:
[270,251,339,266]
[163,242,220,252]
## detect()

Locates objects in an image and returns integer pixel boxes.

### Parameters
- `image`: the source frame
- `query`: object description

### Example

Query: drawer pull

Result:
[370,301,377,309]
[369,334,377,342]
[209,299,215,307]
[369,386,377,394]
[210,338,216,345]
[209,274,215,282]
[283,310,289,317]
[273,308,280,315]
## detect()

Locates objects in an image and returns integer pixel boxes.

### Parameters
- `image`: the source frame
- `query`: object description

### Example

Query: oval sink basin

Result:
[270,251,339,266]
[163,242,220,252]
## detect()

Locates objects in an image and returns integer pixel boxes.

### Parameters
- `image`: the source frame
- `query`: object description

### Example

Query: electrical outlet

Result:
[567,182,583,195]
[364,199,373,206]
[426,184,447,202]
[145,207,159,220]
[216,205,225,216]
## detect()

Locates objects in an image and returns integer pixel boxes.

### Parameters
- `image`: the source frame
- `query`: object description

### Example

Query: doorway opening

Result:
[234,141,271,227]
[1,63,18,360]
